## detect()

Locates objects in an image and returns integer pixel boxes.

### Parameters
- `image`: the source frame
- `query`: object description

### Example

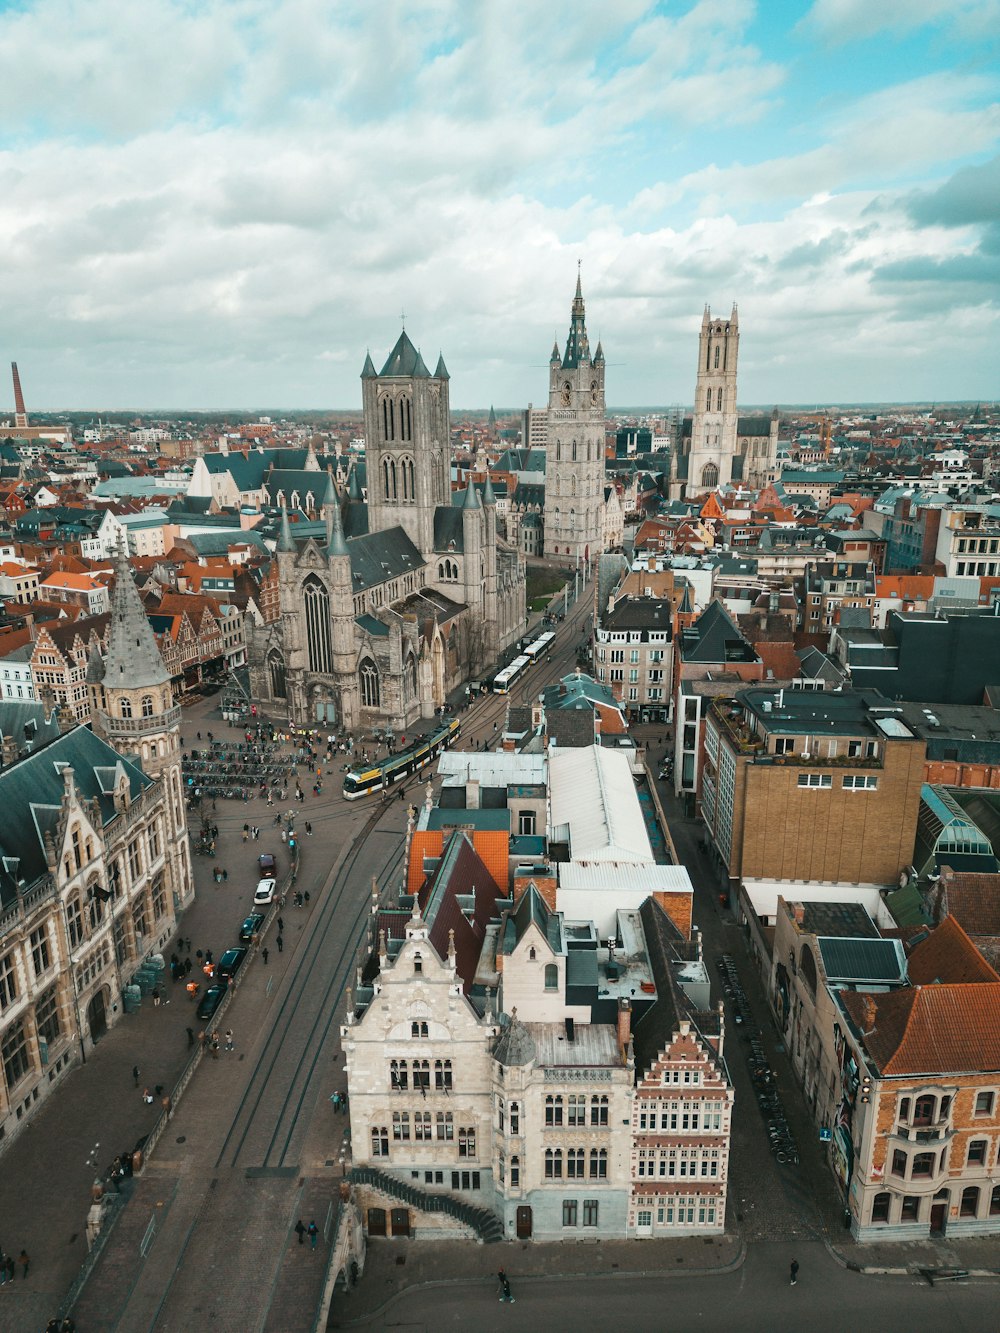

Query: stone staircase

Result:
[349,1165,504,1243]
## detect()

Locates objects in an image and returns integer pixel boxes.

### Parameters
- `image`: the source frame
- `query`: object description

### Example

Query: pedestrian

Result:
[277,935,283,953]
[305,822,312,836]
[61,1318,77,1332]
[143,1087,154,1104]
[790,1258,799,1286]
[210,1035,220,1060]
[17,1249,27,1279]
[242,828,248,843]
[280,829,287,843]
[152,987,161,1007]
[262,947,269,965]
[497,1268,514,1302]
[222,868,228,882]
[186,1027,195,1048]
[307,1220,318,1250]
[225,1029,234,1051]
[132,1064,140,1087]
[277,916,284,933]
[294,1219,306,1245]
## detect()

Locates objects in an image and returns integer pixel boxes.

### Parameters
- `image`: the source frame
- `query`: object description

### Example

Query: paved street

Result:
[337,1240,999,1333]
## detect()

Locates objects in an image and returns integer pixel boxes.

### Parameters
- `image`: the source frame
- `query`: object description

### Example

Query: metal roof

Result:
[549,746,652,863]
[817,936,907,984]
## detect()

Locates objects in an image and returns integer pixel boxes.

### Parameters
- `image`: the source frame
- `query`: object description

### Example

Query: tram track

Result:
[215,799,406,1170]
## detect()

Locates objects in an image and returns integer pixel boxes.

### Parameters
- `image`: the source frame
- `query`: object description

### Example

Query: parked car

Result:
[239,912,265,942]
[257,853,277,876]
[196,984,228,1021]
[254,877,277,907]
[217,947,248,981]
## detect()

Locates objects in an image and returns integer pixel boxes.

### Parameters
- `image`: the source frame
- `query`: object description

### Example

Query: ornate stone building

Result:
[0,547,190,1147]
[670,306,779,498]
[247,333,526,730]
[544,276,608,562]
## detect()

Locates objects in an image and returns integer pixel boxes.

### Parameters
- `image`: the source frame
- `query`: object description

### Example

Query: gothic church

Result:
[247,333,526,730]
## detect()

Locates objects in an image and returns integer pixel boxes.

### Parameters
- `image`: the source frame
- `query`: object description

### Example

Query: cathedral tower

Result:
[361,332,451,557]
[88,542,192,906]
[544,273,606,562]
[686,305,739,493]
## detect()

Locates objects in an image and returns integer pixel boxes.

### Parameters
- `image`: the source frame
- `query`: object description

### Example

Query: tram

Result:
[491,654,530,695]
[523,630,555,662]
[342,717,462,800]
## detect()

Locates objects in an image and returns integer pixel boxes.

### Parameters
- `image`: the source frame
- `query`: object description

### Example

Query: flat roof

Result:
[549,746,653,863]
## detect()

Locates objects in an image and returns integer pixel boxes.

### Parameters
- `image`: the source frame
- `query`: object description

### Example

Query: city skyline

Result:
[1,0,997,410]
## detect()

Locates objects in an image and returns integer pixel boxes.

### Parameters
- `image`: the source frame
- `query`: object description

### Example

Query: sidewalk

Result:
[827,1232,1000,1276]
[0,695,352,1333]
[329,1233,744,1328]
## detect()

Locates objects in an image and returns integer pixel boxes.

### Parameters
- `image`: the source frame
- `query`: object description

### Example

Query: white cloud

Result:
[802,0,1000,43]
[0,1,996,408]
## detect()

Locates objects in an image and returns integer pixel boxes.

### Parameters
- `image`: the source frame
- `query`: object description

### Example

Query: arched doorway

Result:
[267,649,287,699]
[87,988,108,1044]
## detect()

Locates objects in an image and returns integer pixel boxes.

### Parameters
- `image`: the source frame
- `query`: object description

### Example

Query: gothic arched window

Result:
[701,463,719,489]
[303,576,332,675]
[120,697,132,719]
[400,456,415,502]
[714,344,720,368]
[716,387,723,411]
[400,395,412,441]
[381,396,395,442]
[706,388,712,411]
[268,649,286,698]
[383,456,397,501]
[140,695,154,718]
[571,441,577,462]
[406,653,417,697]
[360,657,380,709]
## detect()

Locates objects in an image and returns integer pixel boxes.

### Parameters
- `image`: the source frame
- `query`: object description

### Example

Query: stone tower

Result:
[361,332,451,557]
[89,542,192,906]
[687,305,739,492]
[544,273,606,562]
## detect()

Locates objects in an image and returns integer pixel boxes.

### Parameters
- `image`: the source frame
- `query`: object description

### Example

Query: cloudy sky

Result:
[1,0,997,411]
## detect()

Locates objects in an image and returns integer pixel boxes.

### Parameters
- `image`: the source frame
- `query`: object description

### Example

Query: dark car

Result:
[258,853,277,875]
[239,912,265,942]
[196,984,228,1021]
[217,947,248,981]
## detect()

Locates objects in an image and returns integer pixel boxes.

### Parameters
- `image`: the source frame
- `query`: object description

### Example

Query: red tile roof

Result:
[907,915,1000,985]
[937,873,1000,936]
[841,983,1000,1076]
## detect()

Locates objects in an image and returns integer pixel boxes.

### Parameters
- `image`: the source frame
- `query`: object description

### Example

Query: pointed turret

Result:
[434,352,449,380]
[462,480,481,510]
[594,340,605,364]
[550,338,561,364]
[678,581,694,615]
[277,503,295,552]
[327,489,349,559]
[321,469,338,511]
[102,541,170,688]
[482,473,497,506]
[361,351,377,379]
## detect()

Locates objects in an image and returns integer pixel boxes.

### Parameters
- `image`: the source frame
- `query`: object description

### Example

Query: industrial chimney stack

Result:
[11,362,28,428]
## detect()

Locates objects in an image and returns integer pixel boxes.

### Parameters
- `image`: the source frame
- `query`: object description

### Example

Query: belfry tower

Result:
[544,272,606,562]
[686,306,739,492]
[89,542,193,906]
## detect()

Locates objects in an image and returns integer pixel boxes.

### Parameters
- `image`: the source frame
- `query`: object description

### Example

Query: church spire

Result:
[562,268,590,369]
[327,484,349,558]
[99,540,169,688]
[277,502,295,552]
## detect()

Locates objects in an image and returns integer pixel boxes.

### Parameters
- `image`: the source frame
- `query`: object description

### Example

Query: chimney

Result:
[11,362,27,428]
[466,778,480,809]
[617,997,632,1055]
[861,995,878,1034]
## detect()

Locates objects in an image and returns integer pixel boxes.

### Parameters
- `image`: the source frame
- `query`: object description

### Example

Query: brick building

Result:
[702,687,926,888]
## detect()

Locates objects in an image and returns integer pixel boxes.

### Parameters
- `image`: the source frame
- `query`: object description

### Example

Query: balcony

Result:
[708,700,765,756]
[99,706,182,736]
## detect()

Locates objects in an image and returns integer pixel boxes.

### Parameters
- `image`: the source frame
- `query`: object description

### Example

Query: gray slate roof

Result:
[97,545,170,688]
[0,726,153,905]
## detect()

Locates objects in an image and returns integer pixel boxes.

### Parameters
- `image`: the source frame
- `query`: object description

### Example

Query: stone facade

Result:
[247,334,526,731]
[544,277,607,562]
